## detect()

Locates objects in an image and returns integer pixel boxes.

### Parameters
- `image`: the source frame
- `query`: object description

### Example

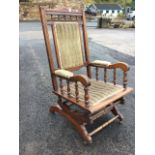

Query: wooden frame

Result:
[39,7,133,144]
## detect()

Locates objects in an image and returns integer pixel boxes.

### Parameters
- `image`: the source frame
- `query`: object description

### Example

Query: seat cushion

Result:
[62,79,124,106]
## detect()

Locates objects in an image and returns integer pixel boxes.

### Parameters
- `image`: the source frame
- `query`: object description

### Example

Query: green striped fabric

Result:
[61,79,124,106]
[53,22,84,69]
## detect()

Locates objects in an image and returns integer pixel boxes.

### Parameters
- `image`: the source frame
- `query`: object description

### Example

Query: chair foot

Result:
[84,139,92,144]
[81,125,92,144]
[49,105,60,114]
[49,105,92,144]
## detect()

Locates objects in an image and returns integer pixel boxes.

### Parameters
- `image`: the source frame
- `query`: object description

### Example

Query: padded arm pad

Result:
[54,69,90,87]
[91,60,111,66]
[54,69,74,79]
[90,60,129,72]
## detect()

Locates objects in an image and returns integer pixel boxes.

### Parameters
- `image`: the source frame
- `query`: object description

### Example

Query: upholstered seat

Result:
[62,79,124,106]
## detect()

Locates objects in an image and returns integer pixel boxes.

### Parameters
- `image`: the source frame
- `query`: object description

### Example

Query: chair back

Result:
[39,7,91,90]
[53,22,84,69]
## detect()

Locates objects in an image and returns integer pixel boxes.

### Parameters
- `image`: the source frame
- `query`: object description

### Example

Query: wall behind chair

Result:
[19,0,84,21]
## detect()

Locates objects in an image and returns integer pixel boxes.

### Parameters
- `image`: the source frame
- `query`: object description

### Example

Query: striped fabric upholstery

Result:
[62,79,124,106]
[53,22,84,69]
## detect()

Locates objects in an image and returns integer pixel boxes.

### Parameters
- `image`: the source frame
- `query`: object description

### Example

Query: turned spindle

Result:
[113,68,116,85]
[59,78,63,94]
[123,71,128,89]
[84,86,90,107]
[75,82,79,102]
[57,15,60,21]
[64,15,66,20]
[104,68,107,83]
[67,80,71,97]
[96,67,99,81]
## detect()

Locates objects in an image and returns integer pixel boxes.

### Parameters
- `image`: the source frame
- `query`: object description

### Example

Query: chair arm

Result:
[70,74,91,107]
[69,74,91,87]
[108,62,129,72]
[90,60,129,72]
[54,69,91,87]
[89,60,129,88]
[54,69,91,107]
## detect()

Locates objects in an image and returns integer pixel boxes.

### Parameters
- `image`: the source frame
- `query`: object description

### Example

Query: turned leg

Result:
[111,105,124,122]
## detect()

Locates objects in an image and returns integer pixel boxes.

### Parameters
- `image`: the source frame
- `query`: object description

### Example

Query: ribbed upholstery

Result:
[62,79,124,106]
[53,22,84,69]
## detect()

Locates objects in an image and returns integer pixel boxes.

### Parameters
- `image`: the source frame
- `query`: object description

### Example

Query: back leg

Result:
[111,105,124,122]
[120,97,125,104]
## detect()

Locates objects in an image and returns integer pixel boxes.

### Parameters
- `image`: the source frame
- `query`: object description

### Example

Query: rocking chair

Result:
[39,7,133,144]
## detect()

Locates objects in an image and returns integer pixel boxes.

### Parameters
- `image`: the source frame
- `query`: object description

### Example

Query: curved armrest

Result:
[90,60,129,72]
[108,62,129,72]
[54,69,91,87]
[69,74,91,87]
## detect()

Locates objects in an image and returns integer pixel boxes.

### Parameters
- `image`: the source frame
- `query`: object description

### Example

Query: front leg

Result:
[49,104,61,114]
[49,104,92,144]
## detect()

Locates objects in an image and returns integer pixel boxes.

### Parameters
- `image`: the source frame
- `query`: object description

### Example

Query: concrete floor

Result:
[19,22,135,155]
[88,28,135,57]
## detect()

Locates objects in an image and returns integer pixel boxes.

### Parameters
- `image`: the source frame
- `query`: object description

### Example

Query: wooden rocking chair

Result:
[39,7,133,144]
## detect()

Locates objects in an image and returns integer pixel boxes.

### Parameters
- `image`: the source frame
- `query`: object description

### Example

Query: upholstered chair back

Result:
[53,22,84,69]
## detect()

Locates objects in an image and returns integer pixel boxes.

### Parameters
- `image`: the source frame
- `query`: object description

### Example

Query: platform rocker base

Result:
[49,102,124,144]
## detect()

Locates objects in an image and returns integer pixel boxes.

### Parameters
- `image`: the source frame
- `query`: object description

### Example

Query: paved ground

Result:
[19,22,135,155]
[88,28,135,57]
